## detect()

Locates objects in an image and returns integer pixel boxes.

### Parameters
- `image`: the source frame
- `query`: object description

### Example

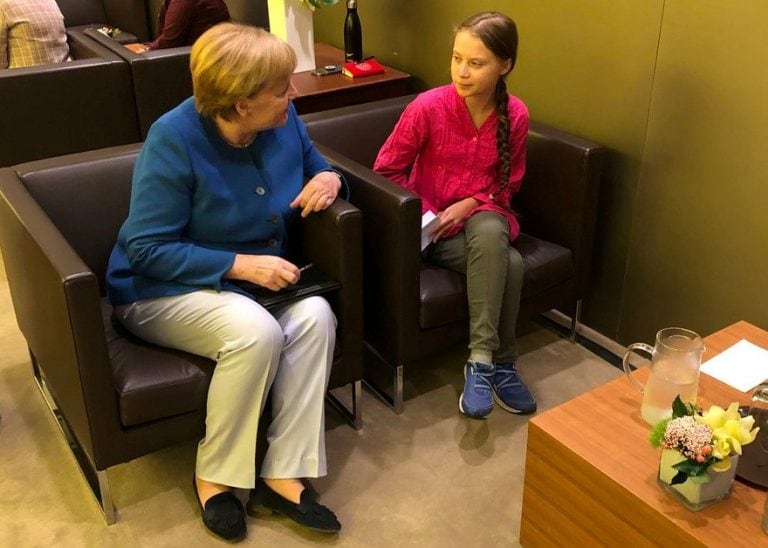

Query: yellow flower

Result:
[710,454,732,472]
[711,438,732,460]
[695,402,759,456]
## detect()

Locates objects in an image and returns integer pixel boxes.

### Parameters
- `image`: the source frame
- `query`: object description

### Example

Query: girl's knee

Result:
[466,212,510,254]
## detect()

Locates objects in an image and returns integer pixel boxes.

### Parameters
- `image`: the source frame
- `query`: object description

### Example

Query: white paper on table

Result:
[421,211,441,251]
[700,339,768,392]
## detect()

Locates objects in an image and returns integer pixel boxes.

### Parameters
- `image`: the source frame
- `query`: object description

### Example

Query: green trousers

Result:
[425,211,524,363]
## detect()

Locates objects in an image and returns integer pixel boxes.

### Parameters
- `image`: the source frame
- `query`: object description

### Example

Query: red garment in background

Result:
[148,0,230,50]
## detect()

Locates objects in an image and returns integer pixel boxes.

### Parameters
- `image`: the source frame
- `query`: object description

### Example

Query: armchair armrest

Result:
[314,143,422,363]
[295,197,363,387]
[0,168,117,462]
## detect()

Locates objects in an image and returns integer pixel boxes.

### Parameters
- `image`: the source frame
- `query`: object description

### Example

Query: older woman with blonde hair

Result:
[106,22,344,541]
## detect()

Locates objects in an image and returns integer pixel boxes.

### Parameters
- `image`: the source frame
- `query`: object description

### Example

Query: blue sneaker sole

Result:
[459,393,492,419]
[492,391,536,415]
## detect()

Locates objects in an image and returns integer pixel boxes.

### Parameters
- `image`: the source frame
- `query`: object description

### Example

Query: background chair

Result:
[80,27,193,138]
[0,144,362,524]
[0,32,139,167]
[75,29,192,139]
[302,95,605,413]
[56,0,153,42]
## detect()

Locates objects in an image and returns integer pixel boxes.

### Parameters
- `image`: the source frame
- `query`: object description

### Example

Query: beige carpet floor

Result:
[0,253,621,547]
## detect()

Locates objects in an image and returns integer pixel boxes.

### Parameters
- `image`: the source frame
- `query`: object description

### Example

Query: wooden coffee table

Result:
[520,321,768,546]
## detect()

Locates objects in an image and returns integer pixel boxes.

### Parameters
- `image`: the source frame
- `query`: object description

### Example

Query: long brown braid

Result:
[455,12,518,201]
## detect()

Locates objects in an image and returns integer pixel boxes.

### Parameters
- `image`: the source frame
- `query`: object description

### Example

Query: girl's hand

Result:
[225,255,300,291]
[432,197,480,242]
[290,171,341,218]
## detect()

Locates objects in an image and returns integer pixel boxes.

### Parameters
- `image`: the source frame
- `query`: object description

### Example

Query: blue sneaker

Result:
[492,362,537,414]
[459,360,495,419]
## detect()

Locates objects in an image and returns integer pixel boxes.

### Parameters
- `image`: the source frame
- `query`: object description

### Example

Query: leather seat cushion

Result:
[102,301,215,427]
[419,266,468,329]
[516,233,575,298]
[417,233,574,330]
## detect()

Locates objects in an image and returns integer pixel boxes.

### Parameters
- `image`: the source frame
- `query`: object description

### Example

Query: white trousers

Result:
[114,290,336,489]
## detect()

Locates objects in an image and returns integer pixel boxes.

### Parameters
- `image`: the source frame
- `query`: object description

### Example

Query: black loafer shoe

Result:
[193,478,247,542]
[246,478,341,533]
[300,478,320,501]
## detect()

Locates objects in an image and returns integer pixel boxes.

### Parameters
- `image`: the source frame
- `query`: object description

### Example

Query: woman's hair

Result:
[190,22,297,120]
[455,12,518,198]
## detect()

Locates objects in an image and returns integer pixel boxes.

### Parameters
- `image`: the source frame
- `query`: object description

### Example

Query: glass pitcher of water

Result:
[622,327,705,425]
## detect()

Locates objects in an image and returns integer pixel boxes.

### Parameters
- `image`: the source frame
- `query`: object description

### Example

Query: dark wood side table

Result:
[292,43,411,114]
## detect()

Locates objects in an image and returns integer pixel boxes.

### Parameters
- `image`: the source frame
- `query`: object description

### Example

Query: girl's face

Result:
[451,30,512,103]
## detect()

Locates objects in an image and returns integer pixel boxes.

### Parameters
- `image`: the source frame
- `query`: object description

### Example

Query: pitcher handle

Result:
[622,343,655,392]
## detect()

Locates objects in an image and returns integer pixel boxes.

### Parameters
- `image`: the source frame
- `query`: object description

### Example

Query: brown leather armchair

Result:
[56,0,153,42]
[302,95,605,413]
[76,3,271,139]
[0,144,362,524]
[80,27,193,138]
[0,32,139,168]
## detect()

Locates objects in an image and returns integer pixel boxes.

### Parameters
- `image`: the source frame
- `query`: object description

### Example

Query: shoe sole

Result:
[492,391,536,415]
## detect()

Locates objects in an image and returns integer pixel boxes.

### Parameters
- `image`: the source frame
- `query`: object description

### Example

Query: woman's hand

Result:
[290,171,341,218]
[225,254,300,291]
[432,197,480,242]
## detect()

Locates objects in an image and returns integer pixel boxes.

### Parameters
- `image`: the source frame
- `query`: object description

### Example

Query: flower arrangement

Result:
[650,395,759,485]
[299,0,340,10]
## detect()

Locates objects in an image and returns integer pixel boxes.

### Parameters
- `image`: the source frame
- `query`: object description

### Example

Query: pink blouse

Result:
[374,84,529,241]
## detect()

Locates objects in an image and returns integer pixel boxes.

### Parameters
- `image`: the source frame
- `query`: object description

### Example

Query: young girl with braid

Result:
[374,12,535,419]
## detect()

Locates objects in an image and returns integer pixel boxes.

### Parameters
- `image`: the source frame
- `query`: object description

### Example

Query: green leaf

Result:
[673,458,710,478]
[672,395,688,418]
[670,470,688,485]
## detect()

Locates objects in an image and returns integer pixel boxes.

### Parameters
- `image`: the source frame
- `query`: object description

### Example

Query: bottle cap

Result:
[347,0,357,8]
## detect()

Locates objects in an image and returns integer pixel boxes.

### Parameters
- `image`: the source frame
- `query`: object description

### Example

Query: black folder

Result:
[234,267,340,311]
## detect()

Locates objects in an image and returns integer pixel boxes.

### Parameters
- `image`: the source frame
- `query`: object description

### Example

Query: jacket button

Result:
[268,239,278,247]
[255,186,266,195]
[270,215,280,224]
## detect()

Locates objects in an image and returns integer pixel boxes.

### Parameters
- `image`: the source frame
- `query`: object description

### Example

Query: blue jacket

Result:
[107,97,340,305]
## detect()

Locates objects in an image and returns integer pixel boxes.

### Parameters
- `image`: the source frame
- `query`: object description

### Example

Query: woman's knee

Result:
[284,296,337,335]
[218,298,284,356]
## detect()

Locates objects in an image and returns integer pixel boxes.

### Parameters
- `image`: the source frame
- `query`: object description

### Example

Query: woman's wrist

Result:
[324,170,342,195]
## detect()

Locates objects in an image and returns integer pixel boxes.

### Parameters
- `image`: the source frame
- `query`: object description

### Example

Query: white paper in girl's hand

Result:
[421,211,441,251]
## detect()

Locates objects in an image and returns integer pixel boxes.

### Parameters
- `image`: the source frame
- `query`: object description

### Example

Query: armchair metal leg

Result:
[362,343,404,414]
[569,300,583,342]
[326,380,363,430]
[30,351,117,524]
